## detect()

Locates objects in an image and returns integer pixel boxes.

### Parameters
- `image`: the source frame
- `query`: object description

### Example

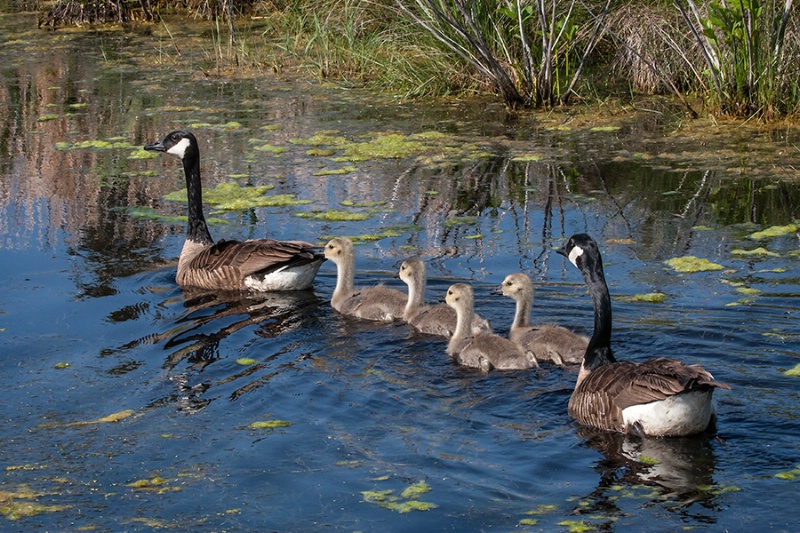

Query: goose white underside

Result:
[622,390,715,437]
[244,263,323,291]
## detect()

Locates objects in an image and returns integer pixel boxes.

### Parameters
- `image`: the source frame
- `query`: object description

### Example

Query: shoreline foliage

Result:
[34,0,800,118]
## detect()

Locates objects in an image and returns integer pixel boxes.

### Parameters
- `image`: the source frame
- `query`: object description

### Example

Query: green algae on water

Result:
[249,420,292,430]
[313,166,358,176]
[361,480,437,513]
[341,200,387,208]
[295,210,370,221]
[664,256,724,273]
[783,363,800,377]
[558,519,596,532]
[444,216,478,226]
[775,465,800,479]
[731,247,779,257]
[253,144,288,154]
[749,224,799,240]
[236,358,257,366]
[617,292,667,304]
[37,114,60,122]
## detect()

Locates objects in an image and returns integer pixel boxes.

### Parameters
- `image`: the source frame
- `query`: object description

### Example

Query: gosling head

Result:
[492,272,532,300]
[324,237,354,264]
[445,283,474,311]
[144,130,198,161]
[398,258,424,286]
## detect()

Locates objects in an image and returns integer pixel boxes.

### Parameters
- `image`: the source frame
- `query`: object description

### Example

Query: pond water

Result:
[2,7,800,531]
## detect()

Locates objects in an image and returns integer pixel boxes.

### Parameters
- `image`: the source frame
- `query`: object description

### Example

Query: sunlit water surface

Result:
[1,8,800,531]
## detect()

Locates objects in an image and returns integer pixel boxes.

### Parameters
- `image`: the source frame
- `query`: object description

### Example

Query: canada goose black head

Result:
[557,233,603,276]
[144,130,199,161]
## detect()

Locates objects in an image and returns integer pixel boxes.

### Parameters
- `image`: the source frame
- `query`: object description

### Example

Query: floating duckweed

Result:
[165,182,298,210]
[289,134,349,146]
[189,122,214,129]
[336,460,363,468]
[222,121,243,129]
[590,125,621,132]
[775,465,800,479]
[236,358,257,366]
[128,207,228,225]
[409,131,447,140]
[519,518,539,525]
[331,155,371,162]
[755,267,788,273]
[254,144,288,154]
[306,148,336,156]
[98,409,136,423]
[249,420,292,430]
[295,210,370,221]
[692,225,715,231]
[618,292,667,304]
[444,216,478,226]
[464,234,483,240]
[54,142,71,150]
[783,363,800,377]
[732,247,780,257]
[261,124,283,131]
[313,166,358,176]
[696,483,742,494]
[0,497,71,521]
[526,504,557,515]
[606,238,636,245]
[511,154,543,162]
[558,519,595,532]
[400,481,431,499]
[53,362,70,369]
[344,133,428,159]
[638,455,661,465]
[749,224,799,239]
[37,114,60,122]
[664,256,724,273]
[361,482,438,514]
[736,287,762,296]
[341,200,387,208]
[129,148,160,159]
[425,190,439,196]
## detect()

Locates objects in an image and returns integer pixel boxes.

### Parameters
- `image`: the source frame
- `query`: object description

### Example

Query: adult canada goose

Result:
[398,258,491,337]
[445,283,537,372]
[558,233,730,437]
[324,237,406,321]
[144,130,325,291]
[492,272,588,365]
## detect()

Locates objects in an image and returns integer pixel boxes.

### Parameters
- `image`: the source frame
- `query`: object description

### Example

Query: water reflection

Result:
[576,427,723,524]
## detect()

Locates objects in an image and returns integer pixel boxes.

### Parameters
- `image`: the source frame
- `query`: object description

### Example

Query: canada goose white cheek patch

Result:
[166,137,192,159]
[568,245,584,267]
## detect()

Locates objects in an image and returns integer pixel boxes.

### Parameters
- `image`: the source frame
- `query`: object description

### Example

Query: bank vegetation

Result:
[37,0,799,119]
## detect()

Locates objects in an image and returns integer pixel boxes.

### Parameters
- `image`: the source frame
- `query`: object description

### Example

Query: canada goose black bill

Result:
[557,233,730,437]
[492,272,588,365]
[144,130,325,291]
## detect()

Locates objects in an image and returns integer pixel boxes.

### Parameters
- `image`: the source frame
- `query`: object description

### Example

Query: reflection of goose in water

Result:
[577,427,721,514]
[113,288,322,412]
[144,130,325,291]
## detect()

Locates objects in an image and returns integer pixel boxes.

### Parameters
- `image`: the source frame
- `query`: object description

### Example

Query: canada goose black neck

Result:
[145,130,213,246]
[559,234,615,370]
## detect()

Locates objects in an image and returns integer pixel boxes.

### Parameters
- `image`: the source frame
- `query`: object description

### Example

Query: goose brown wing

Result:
[570,358,730,431]
[189,239,322,279]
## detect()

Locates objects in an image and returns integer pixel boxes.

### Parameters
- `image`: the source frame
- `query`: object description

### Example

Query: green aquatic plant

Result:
[749,224,800,240]
[294,210,371,221]
[253,144,288,154]
[0,488,71,521]
[306,148,337,156]
[361,480,437,513]
[164,183,310,210]
[783,363,800,377]
[558,519,595,532]
[37,114,60,122]
[341,200,387,207]
[512,154,543,162]
[590,126,621,132]
[775,465,800,480]
[343,133,427,159]
[236,358,257,366]
[313,166,358,176]
[444,216,478,226]
[128,207,228,226]
[289,134,349,146]
[249,420,292,429]
[526,504,557,515]
[618,293,667,304]
[731,247,780,257]
[664,256,724,273]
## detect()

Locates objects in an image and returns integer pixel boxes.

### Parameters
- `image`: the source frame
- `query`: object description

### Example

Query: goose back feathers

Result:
[559,233,729,437]
[144,130,324,291]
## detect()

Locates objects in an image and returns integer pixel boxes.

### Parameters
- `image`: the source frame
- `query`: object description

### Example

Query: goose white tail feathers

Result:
[144,130,324,291]
[558,233,730,437]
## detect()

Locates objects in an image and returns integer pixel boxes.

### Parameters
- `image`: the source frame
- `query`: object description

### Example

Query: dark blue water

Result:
[2,10,800,531]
